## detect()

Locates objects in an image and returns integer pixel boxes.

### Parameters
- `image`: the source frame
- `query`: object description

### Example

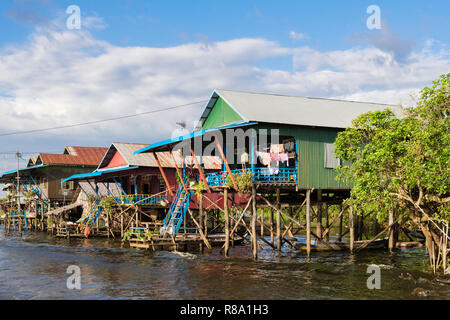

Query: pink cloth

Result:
[279,153,289,165]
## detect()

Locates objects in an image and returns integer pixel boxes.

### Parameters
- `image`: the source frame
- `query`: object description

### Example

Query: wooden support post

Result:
[388,210,395,252]
[325,202,329,242]
[260,208,264,237]
[199,193,204,235]
[224,188,230,257]
[316,190,322,239]
[270,208,274,246]
[170,151,188,193]
[349,205,354,253]
[443,223,448,275]
[190,148,211,193]
[153,152,174,197]
[107,210,110,239]
[251,185,258,259]
[120,214,124,238]
[306,190,311,257]
[338,203,343,242]
[276,188,281,252]
[214,135,238,190]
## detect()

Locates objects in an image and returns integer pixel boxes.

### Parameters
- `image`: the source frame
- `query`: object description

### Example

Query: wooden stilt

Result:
[349,204,354,252]
[120,214,124,238]
[199,193,204,235]
[388,209,395,252]
[276,188,281,252]
[325,202,329,242]
[443,223,448,275]
[224,188,229,257]
[251,185,258,259]
[338,203,343,242]
[270,208,274,246]
[306,190,311,257]
[316,190,322,239]
[260,208,264,237]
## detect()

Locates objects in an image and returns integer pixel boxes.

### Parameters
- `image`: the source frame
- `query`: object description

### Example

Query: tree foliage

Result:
[335,74,449,273]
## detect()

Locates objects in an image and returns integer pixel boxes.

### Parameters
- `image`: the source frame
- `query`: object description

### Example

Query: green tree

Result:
[335,74,449,274]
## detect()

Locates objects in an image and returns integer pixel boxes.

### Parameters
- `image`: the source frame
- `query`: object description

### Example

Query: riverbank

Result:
[0,229,449,300]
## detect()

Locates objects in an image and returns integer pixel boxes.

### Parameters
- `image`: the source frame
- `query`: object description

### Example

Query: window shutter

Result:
[324,143,341,169]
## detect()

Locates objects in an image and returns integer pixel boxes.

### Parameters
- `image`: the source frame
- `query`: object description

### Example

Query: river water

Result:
[0,228,449,300]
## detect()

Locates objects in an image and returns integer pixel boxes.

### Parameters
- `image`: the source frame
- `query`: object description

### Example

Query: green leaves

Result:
[335,74,449,222]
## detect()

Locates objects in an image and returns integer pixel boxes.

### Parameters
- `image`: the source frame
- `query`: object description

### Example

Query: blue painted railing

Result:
[162,179,194,235]
[113,195,167,205]
[205,167,297,187]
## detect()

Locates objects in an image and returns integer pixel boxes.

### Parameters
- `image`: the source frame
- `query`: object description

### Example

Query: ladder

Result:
[161,183,193,236]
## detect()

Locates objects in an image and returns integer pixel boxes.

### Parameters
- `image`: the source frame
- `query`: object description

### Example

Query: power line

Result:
[0,99,208,137]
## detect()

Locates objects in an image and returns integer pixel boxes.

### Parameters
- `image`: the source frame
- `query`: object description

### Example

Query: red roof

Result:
[37,146,107,167]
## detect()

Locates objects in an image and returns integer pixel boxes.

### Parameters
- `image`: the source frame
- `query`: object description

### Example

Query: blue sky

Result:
[0,0,449,175]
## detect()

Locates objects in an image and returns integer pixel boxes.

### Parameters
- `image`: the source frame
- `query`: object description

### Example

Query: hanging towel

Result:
[257,151,271,166]
[279,153,289,165]
[270,153,280,161]
[270,144,285,154]
[240,152,249,164]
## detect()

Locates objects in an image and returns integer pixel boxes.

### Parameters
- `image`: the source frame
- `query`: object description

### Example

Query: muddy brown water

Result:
[0,229,449,300]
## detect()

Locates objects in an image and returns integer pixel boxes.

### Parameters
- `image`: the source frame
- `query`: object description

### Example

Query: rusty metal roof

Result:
[99,142,221,170]
[37,146,107,167]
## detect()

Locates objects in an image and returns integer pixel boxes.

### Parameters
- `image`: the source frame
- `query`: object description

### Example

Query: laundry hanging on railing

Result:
[256,151,271,166]
[270,144,285,154]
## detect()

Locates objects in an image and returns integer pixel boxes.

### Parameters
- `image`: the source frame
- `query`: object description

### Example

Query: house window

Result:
[324,143,341,169]
[158,176,165,192]
[61,180,74,190]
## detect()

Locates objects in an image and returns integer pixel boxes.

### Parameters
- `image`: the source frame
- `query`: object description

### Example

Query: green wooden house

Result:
[137,89,401,192]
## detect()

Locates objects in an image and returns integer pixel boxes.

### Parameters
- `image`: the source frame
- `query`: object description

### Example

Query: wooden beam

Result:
[251,185,258,259]
[169,151,188,194]
[153,152,174,197]
[306,190,311,257]
[187,209,212,249]
[224,187,230,257]
[276,188,281,252]
[388,209,395,251]
[190,148,212,193]
[317,190,323,239]
[214,135,237,190]
[349,204,354,253]
[269,208,274,246]
[338,203,343,242]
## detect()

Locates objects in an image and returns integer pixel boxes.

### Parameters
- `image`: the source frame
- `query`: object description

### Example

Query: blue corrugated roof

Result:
[0,164,48,179]
[61,165,139,183]
[134,121,257,155]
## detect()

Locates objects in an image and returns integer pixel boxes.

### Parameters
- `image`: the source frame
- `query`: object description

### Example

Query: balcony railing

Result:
[113,194,167,206]
[205,167,297,187]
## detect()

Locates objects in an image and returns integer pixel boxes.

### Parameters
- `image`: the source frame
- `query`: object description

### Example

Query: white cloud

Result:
[289,30,307,41]
[0,19,449,174]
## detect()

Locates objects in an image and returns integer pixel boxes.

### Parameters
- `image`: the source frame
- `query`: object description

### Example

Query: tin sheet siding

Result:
[256,124,351,190]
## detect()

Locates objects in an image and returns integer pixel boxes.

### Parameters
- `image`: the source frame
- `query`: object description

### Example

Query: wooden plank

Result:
[153,152,174,197]
[190,148,212,193]
[214,134,237,190]
[170,151,188,193]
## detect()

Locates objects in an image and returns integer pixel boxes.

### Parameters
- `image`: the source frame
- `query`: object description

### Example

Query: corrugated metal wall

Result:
[257,124,351,190]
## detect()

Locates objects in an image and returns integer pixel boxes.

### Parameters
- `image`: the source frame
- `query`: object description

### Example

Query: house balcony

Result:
[113,194,167,206]
[204,167,298,187]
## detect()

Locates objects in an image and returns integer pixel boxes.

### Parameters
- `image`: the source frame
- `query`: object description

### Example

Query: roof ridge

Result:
[215,88,395,106]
